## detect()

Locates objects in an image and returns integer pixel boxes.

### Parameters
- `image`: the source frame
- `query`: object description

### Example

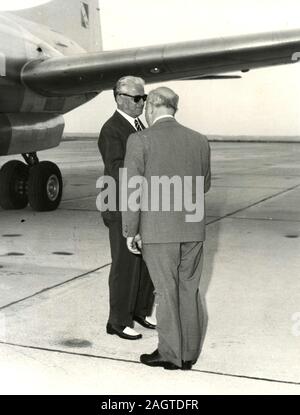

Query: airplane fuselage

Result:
[0,0,102,212]
[0,12,97,114]
[1,0,300,212]
[0,12,98,157]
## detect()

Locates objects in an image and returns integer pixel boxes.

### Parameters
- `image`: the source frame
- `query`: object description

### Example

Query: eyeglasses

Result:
[118,93,148,103]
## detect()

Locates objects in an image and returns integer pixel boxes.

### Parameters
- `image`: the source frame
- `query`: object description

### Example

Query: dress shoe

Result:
[133,315,156,330]
[106,323,142,340]
[181,361,193,370]
[140,349,180,370]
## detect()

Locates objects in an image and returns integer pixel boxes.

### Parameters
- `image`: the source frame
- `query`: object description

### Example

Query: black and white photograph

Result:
[0,0,299,396]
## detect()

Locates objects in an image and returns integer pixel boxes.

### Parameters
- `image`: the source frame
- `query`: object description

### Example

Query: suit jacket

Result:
[122,117,211,244]
[98,111,137,221]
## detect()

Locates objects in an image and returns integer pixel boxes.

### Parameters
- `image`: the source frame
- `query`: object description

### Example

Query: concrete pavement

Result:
[0,140,299,394]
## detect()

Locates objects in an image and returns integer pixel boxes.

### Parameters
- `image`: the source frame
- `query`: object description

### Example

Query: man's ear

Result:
[116,95,121,106]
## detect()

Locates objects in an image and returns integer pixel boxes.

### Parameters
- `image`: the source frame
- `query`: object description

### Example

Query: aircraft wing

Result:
[22,29,300,97]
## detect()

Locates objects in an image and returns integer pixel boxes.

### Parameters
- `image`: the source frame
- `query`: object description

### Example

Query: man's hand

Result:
[127,234,142,255]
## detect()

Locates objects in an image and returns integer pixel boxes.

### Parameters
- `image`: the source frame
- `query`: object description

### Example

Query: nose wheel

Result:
[0,155,63,211]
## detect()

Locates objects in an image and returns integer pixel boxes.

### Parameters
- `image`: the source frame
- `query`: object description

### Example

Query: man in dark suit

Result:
[98,76,155,340]
[122,87,211,368]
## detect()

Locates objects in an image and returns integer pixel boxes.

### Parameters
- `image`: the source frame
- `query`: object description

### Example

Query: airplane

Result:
[0,0,300,212]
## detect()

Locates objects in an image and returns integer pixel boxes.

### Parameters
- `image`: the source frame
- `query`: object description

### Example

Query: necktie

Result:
[134,118,144,131]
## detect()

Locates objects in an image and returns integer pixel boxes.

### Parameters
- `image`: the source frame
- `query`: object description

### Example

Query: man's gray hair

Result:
[113,76,145,99]
[147,87,179,113]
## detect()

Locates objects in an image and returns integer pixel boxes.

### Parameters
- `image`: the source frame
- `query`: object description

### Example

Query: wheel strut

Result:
[22,152,39,166]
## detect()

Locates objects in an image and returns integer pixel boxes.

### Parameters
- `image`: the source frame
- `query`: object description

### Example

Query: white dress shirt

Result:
[153,115,174,124]
[117,109,141,131]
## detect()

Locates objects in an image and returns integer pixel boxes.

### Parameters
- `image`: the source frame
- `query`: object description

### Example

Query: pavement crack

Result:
[207,183,300,225]
[0,263,111,312]
[0,340,299,387]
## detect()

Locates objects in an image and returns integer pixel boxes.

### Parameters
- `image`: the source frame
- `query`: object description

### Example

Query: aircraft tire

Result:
[0,160,29,210]
[28,161,63,211]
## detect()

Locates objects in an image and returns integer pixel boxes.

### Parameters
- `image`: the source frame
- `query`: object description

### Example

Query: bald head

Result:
[145,87,179,126]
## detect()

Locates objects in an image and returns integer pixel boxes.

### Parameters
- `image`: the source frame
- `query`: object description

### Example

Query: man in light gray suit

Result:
[122,87,211,370]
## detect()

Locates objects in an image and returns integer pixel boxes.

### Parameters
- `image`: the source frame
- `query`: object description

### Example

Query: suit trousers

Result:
[143,241,203,367]
[104,217,154,328]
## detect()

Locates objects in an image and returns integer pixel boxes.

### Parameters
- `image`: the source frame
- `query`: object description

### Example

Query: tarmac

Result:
[0,139,299,395]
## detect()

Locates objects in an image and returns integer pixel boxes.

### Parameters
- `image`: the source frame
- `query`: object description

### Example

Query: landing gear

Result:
[0,160,29,209]
[0,153,63,212]
[28,161,62,211]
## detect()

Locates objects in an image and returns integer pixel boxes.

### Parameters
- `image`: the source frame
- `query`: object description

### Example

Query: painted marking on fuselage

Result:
[81,2,89,29]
